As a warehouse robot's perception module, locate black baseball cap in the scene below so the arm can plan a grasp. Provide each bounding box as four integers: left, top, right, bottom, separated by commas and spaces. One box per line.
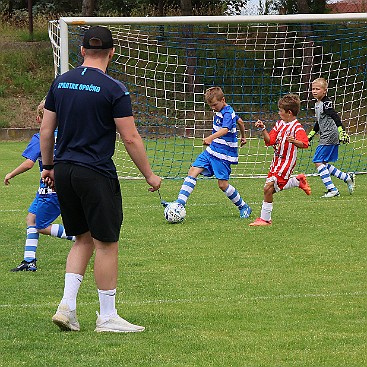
83, 26, 114, 49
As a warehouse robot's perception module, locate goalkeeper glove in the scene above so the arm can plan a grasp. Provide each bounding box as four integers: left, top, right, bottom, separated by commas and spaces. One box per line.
307, 130, 316, 142
338, 126, 350, 144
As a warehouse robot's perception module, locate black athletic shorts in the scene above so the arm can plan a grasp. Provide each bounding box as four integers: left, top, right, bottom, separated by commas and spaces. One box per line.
54, 163, 123, 242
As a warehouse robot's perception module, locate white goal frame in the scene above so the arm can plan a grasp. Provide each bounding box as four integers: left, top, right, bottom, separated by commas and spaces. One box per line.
50, 14, 367, 179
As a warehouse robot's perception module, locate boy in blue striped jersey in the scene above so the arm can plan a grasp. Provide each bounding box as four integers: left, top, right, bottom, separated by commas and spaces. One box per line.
163, 86, 251, 218
309, 78, 355, 198
4, 100, 75, 272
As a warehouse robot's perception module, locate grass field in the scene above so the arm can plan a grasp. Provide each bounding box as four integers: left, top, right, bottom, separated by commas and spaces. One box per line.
0, 141, 366, 367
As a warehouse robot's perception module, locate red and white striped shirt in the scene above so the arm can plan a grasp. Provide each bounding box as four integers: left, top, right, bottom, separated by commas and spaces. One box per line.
266, 119, 309, 179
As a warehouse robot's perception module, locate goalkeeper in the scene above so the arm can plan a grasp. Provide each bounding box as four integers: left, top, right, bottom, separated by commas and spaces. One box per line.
308, 78, 355, 198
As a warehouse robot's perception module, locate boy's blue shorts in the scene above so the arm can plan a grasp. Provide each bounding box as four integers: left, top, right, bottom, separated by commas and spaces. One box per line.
192, 150, 232, 180
28, 193, 61, 230
313, 144, 339, 163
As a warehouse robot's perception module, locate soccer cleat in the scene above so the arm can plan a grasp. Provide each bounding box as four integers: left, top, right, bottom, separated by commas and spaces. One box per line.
321, 189, 340, 198
249, 217, 272, 226
296, 174, 311, 195
95, 312, 145, 333
239, 203, 252, 218
161, 200, 169, 208
10, 259, 37, 272
52, 303, 80, 331
346, 173, 355, 195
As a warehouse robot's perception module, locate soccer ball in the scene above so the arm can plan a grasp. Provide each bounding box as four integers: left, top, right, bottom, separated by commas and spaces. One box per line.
164, 202, 186, 223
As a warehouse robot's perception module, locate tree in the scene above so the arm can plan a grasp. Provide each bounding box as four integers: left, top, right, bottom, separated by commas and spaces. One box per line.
82, 0, 98, 16
264, 0, 326, 15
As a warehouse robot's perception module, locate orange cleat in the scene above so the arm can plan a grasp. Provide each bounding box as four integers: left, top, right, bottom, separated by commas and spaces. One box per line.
296, 174, 311, 195
249, 217, 272, 226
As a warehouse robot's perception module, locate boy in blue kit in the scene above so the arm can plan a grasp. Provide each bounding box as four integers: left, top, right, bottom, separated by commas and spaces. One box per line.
308, 78, 355, 198
163, 86, 251, 218
4, 100, 74, 272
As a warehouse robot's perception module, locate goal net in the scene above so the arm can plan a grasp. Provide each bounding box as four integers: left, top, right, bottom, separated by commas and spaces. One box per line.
48, 14, 367, 179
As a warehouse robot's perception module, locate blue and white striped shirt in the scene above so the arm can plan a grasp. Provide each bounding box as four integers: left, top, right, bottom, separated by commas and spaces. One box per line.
206, 105, 239, 164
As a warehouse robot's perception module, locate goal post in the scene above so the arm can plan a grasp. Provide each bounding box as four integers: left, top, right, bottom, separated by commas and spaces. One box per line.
48, 14, 367, 179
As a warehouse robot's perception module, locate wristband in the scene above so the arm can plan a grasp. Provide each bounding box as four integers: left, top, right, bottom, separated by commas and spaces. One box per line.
42, 164, 54, 170
261, 127, 266, 131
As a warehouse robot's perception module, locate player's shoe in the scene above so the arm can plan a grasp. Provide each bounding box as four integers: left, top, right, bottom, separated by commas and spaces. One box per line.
321, 189, 340, 198
296, 174, 311, 195
249, 217, 272, 226
52, 303, 80, 331
95, 312, 145, 333
161, 200, 169, 207
10, 259, 37, 272
346, 173, 355, 194
239, 203, 252, 218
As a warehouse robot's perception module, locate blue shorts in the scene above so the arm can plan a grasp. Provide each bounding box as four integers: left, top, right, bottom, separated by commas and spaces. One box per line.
28, 193, 61, 230
313, 145, 339, 163
192, 150, 232, 180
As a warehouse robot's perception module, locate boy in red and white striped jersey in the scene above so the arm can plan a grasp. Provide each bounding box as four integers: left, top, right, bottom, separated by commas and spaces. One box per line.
249, 94, 311, 226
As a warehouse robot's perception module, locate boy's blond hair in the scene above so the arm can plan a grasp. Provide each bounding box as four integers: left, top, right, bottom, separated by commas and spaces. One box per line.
37, 98, 46, 119
312, 77, 328, 89
205, 86, 224, 103
278, 94, 300, 116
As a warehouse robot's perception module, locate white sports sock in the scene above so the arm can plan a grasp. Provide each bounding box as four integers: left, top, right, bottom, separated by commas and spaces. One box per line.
260, 201, 273, 222
61, 273, 83, 311
283, 177, 299, 190
98, 289, 117, 318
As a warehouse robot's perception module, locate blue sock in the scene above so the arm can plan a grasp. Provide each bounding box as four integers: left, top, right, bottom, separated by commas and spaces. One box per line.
24, 226, 39, 262
51, 224, 75, 241
177, 176, 197, 206
317, 164, 337, 191
224, 184, 245, 209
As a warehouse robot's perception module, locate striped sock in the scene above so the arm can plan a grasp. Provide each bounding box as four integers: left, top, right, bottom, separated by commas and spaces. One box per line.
317, 164, 337, 191
326, 164, 349, 182
51, 224, 75, 241
177, 176, 197, 206
224, 184, 245, 209
24, 225, 39, 262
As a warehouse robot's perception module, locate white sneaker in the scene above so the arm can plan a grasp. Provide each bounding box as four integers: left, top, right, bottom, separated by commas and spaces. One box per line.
95, 312, 145, 333
52, 303, 80, 331
321, 190, 340, 198
346, 173, 355, 194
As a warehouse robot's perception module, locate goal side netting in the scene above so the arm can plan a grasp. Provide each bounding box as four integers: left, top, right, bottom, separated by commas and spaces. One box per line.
48, 14, 367, 179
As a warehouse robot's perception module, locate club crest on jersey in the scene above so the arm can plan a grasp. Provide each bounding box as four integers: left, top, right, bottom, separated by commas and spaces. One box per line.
324, 100, 333, 109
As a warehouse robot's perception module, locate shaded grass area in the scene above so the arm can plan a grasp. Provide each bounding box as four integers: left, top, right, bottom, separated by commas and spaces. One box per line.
0, 141, 366, 366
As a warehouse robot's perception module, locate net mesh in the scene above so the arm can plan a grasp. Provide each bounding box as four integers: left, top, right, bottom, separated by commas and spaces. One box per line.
48, 19, 367, 179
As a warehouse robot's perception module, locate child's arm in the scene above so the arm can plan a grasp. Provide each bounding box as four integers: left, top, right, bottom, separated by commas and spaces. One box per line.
286, 135, 308, 148
255, 120, 270, 144
4, 159, 35, 185
287, 129, 309, 149
236, 117, 247, 147
203, 127, 229, 145
307, 122, 319, 141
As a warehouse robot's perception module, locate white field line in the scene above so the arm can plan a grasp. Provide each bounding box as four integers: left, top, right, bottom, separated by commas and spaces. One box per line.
0, 290, 365, 309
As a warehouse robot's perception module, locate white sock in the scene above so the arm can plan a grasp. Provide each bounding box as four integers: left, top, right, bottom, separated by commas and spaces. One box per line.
283, 177, 299, 190
98, 289, 117, 318
60, 273, 83, 311
260, 201, 273, 222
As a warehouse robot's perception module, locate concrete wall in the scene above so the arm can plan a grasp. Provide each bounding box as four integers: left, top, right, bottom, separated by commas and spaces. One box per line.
0, 128, 39, 141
